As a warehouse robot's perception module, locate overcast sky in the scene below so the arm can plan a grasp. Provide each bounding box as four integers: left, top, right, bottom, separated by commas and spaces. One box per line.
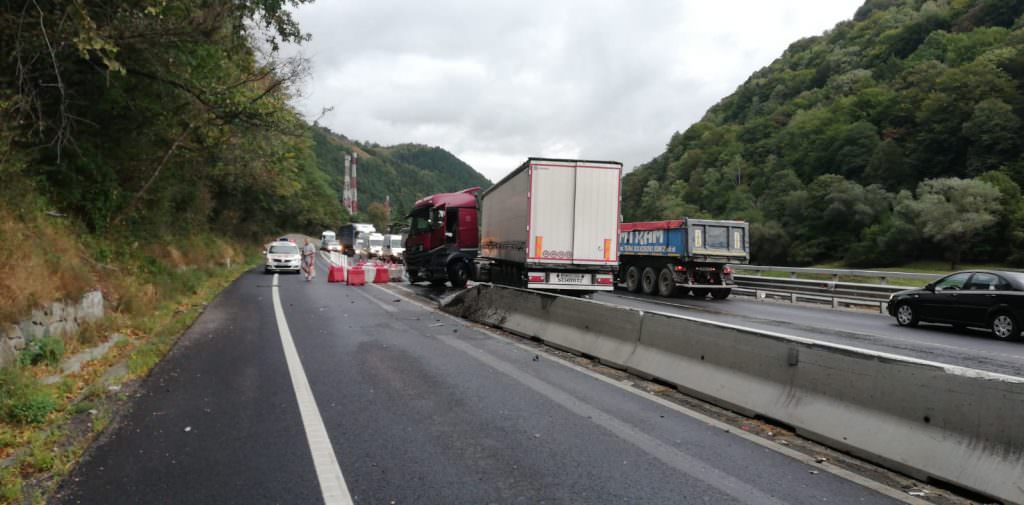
283, 0, 863, 182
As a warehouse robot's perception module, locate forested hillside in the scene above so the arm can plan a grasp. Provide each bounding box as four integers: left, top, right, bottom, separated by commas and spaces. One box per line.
310, 126, 491, 225
623, 0, 1024, 268
0, 0, 486, 321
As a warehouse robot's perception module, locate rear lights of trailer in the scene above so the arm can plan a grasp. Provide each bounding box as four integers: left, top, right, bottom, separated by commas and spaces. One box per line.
674, 265, 687, 272
723, 266, 733, 274
595, 273, 614, 285
528, 272, 546, 283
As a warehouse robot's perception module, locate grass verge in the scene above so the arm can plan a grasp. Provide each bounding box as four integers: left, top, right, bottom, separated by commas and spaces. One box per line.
0, 254, 257, 505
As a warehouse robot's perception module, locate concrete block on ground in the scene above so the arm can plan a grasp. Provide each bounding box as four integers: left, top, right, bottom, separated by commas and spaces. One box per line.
77, 290, 104, 323
442, 285, 642, 370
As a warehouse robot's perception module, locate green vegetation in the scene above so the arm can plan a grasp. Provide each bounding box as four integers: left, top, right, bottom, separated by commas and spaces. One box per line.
623, 0, 1024, 269
0, 369, 56, 425
310, 126, 491, 228
17, 337, 65, 368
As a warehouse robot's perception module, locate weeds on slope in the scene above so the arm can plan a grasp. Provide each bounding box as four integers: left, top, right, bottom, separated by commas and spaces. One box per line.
0, 233, 259, 505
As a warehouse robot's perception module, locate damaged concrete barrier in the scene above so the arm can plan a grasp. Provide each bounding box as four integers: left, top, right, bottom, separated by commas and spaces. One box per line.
443, 284, 1024, 505
633, 311, 1024, 504
443, 284, 641, 369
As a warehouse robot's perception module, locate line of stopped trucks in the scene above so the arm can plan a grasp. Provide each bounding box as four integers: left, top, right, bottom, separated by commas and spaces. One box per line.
334, 157, 750, 299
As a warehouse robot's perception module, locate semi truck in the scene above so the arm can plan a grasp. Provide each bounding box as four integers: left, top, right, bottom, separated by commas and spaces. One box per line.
338, 223, 376, 256
618, 218, 749, 299
404, 187, 481, 287
383, 234, 405, 260
403, 157, 621, 292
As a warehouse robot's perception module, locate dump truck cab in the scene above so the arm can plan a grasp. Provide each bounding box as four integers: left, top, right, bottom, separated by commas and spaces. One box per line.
404, 187, 481, 288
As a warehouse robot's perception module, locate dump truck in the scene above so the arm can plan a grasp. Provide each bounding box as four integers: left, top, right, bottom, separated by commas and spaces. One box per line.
618, 218, 749, 299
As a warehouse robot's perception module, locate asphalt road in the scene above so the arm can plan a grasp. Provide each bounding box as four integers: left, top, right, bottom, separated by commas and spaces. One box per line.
596, 289, 1024, 377
52, 257, 910, 505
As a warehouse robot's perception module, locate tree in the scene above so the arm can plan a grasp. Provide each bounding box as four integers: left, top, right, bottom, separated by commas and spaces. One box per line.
366, 202, 391, 232
903, 178, 1002, 269
963, 98, 1021, 176
864, 139, 912, 190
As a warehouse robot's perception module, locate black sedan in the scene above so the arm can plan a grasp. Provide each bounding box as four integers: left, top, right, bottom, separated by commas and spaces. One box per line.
887, 270, 1024, 340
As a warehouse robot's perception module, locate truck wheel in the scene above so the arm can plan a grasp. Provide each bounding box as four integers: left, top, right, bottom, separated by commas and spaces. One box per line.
448, 261, 469, 289
711, 288, 731, 300
625, 266, 642, 293
641, 267, 658, 295
657, 268, 677, 297
691, 288, 710, 299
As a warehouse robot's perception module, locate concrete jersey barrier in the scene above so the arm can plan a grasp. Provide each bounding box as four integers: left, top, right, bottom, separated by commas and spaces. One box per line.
442, 284, 1024, 505
445, 284, 641, 369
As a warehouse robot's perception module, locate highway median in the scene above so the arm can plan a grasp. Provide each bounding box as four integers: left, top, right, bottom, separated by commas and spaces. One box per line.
442, 283, 1024, 505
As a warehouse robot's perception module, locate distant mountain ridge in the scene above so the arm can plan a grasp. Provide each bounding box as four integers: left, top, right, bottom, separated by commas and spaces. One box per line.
310, 126, 491, 220
621, 0, 1024, 267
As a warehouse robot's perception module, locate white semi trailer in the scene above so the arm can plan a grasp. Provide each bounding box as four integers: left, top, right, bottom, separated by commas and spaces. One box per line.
475, 157, 621, 292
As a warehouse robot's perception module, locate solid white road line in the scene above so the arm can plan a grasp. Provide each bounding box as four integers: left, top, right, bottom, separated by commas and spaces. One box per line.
271, 274, 354, 505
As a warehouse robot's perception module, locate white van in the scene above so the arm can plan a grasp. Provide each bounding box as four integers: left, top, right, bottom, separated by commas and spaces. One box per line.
321, 230, 336, 243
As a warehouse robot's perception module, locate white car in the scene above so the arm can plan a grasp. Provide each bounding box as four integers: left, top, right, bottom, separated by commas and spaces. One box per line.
264, 241, 302, 273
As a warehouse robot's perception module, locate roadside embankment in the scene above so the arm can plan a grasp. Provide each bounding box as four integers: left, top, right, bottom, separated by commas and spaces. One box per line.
0, 203, 265, 504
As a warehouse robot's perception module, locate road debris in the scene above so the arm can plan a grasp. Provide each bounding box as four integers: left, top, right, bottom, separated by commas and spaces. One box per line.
183, 426, 192, 433
814, 456, 827, 463
429, 323, 445, 327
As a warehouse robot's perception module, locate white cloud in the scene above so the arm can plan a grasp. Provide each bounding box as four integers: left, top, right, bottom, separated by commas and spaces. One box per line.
283, 0, 863, 182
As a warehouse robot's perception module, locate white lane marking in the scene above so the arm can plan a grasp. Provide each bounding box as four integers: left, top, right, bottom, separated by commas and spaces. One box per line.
272, 274, 354, 505
374, 283, 928, 505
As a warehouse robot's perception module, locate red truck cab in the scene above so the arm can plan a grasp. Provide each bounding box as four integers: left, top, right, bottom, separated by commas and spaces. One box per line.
404, 187, 481, 288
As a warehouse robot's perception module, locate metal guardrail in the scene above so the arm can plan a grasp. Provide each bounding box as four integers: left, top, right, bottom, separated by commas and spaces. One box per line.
730, 264, 941, 284
727, 265, 943, 313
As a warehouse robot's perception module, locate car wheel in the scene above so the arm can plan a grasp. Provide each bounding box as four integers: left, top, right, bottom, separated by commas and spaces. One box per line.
895, 303, 918, 327
448, 261, 469, 289
991, 312, 1019, 341
711, 288, 731, 300
691, 288, 710, 299
641, 267, 658, 295
657, 268, 677, 297
625, 266, 642, 293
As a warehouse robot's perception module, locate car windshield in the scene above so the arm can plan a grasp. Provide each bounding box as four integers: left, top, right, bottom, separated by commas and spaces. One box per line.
269, 245, 299, 254
391, 237, 403, 248
325, 240, 338, 245
409, 208, 432, 233
370, 238, 383, 247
